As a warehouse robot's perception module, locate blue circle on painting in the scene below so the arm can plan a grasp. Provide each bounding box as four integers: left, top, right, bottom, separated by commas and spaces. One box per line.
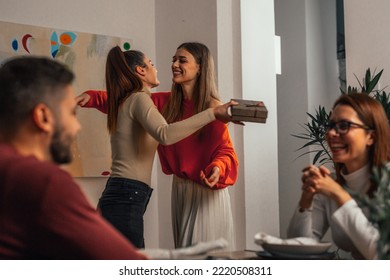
12, 39, 18, 51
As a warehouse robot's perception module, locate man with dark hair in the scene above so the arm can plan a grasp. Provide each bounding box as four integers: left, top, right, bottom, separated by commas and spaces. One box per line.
0, 56, 147, 259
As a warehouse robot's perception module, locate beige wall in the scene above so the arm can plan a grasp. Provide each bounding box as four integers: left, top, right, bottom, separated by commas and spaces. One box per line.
344, 0, 390, 87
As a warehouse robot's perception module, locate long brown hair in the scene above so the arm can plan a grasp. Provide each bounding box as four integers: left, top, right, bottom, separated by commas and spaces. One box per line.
332, 93, 390, 195
105, 46, 145, 133
162, 42, 220, 123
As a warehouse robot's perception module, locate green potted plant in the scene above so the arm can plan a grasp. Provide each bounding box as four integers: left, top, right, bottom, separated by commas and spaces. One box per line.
293, 68, 390, 166
356, 166, 390, 259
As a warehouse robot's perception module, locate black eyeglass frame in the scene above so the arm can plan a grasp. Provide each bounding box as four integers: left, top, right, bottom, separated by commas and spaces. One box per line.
325, 120, 372, 135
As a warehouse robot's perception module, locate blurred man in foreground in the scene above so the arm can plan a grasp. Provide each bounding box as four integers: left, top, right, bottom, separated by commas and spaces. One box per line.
0, 56, 147, 259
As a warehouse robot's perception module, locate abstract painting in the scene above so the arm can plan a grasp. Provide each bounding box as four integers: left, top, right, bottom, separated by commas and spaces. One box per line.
0, 21, 132, 177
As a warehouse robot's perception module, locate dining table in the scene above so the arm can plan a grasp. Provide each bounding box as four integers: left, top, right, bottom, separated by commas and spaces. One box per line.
206, 249, 338, 260
207, 250, 261, 260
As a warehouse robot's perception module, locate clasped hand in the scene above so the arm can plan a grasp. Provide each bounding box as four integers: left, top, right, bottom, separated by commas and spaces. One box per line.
300, 165, 351, 207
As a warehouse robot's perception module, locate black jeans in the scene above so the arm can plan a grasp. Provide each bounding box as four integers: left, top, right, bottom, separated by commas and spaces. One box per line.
97, 177, 153, 248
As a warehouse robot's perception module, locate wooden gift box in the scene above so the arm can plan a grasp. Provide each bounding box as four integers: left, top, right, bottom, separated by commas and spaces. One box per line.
230, 99, 268, 123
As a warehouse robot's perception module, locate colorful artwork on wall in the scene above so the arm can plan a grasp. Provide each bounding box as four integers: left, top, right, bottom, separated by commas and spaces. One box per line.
0, 20, 132, 177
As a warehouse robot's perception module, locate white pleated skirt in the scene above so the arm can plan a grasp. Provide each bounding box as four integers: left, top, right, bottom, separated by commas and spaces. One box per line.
171, 175, 235, 250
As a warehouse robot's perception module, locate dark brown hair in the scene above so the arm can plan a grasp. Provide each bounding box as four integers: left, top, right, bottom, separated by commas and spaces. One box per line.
332, 93, 390, 195
105, 46, 145, 133
0, 56, 74, 140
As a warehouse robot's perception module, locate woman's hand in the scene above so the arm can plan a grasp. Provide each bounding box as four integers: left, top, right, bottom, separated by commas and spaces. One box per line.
200, 166, 220, 188
213, 100, 244, 125
301, 165, 352, 207
299, 165, 318, 208
75, 92, 91, 107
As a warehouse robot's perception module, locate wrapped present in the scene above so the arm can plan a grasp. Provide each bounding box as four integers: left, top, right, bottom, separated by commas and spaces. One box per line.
230, 99, 268, 123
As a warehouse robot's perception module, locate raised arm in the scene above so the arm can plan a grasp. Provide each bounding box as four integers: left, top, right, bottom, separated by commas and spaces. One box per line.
76, 90, 108, 113
77, 90, 235, 123
131, 92, 218, 145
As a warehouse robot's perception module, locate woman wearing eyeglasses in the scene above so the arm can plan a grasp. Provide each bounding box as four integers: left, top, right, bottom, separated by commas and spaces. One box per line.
287, 93, 390, 259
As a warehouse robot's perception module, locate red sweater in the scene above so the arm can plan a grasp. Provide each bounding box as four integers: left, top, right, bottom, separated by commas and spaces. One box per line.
0, 143, 147, 260
83, 90, 238, 189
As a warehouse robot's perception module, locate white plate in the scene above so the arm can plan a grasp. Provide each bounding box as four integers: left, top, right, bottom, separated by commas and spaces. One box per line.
261, 242, 332, 256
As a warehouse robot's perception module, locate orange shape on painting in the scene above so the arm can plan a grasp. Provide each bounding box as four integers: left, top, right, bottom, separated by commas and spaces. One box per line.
60, 33, 72, 45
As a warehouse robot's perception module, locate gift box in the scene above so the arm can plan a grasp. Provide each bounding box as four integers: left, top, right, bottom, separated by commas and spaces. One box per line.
230, 99, 268, 123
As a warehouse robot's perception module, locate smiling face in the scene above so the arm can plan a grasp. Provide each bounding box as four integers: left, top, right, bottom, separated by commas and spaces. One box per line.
171, 48, 200, 87
325, 104, 374, 173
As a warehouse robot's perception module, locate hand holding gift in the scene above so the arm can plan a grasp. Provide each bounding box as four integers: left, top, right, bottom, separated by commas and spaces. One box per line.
229, 99, 268, 123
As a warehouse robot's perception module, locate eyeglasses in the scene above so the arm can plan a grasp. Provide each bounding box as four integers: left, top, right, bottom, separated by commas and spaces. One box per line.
325, 121, 371, 135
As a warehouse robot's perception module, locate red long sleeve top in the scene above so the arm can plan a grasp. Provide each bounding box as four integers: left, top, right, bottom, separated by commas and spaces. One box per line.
0, 144, 147, 260
83, 90, 238, 189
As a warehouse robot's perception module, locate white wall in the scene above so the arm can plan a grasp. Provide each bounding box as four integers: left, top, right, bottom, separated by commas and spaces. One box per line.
306, 0, 339, 111
274, 0, 310, 238
0, 0, 156, 55
240, 0, 280, 249
344, 0, 390, 87
216, 0, 246, 250
275, 0, 339, 237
